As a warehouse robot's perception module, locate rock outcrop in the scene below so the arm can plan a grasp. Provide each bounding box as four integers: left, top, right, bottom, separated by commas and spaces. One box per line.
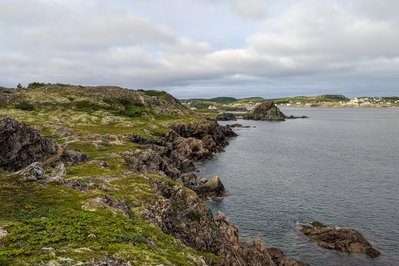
216, 113, 237, 121
124, 121, 236, 198
196, 176, 226, 198
299, 221, 381, 258
143, 178, 306, 266
0, 117, 58, 171
17, 162, 47, 181
244, 101, 287, 121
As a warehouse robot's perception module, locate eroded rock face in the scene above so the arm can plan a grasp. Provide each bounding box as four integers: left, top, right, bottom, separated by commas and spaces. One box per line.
123, 121, 236, 198
244, 101, 287, 121
0, 117, 58, 171
300, 222, 381, 258
142, 178, 224, 254
143, 178, 306, 266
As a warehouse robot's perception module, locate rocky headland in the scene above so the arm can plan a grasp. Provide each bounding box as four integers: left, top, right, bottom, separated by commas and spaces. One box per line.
244, 101, 308, 121
0, 84, 307, 265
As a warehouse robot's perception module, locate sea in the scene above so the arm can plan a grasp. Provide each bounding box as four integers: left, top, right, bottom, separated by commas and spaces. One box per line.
198, 107, 399, 266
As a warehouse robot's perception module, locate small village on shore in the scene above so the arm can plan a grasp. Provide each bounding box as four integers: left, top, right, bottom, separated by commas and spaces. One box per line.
181, 95, 399, 111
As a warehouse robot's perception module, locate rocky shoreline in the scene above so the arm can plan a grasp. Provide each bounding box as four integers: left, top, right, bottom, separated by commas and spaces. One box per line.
1, 116, 308, 265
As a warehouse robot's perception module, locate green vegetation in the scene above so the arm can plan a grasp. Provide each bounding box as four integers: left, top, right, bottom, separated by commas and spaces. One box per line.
180, 94, 356, 110
0, 83, 213, 264
0, 174, 205, 265
14, 101, 35, 111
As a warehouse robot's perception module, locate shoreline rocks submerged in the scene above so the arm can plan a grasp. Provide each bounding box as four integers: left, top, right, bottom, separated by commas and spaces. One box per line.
299, 222, 381, 258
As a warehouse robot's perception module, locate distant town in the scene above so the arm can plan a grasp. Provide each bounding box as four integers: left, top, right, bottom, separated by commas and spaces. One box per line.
180, 95, 399, 111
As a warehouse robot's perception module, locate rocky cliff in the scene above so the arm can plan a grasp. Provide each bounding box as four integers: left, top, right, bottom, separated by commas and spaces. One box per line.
0, 84, 306, 265
0, 117, 58, 171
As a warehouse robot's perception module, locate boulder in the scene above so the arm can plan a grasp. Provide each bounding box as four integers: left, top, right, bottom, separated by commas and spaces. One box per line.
17, 162, 47, 181
197, 176, 225, 197
216, 113, 237, 121
0, 117, 58, 171
51, 162, 66, 180
60, 148, 89, 166
244, 101, 287, 121
299, 221, 381, 258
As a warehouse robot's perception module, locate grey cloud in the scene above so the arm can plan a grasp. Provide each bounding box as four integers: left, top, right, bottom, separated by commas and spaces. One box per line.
0, 0, 398, 97
231, 0, 268, 19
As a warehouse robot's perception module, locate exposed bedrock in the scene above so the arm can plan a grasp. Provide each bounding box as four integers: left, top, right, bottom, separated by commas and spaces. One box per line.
143, 178, 307, 266
0, 117, 58, 171
244, 101, 286, 121
244, 101, 308, 121
0, 117, 88, 172
126, 121, 236, 197
300, 221, 381, 258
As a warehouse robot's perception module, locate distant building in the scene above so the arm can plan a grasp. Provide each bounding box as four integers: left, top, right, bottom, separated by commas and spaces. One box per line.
208, 105, 217, 110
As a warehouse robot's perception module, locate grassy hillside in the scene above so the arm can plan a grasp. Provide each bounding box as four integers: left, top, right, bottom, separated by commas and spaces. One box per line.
0, 83, 214, 265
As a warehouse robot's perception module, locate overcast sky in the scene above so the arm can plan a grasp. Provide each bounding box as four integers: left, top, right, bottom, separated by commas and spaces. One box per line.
1, 0, 398, 98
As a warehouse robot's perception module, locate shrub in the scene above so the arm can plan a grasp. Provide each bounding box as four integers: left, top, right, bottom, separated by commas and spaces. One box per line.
27, 82, 46, 90
15, 101, 35, 111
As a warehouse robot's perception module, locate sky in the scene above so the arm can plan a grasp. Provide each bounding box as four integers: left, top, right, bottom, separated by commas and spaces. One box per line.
1, 0, 398, 98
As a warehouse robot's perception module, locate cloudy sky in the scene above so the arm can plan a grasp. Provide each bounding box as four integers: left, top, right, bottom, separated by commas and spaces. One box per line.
1, 0, 398, 98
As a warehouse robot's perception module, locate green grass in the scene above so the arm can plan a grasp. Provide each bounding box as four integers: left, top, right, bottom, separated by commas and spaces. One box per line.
0, 173, 207, 265
0, 84, 216, 264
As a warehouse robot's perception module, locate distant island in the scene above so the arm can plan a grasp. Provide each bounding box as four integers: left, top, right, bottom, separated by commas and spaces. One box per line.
180, 94, 399, 111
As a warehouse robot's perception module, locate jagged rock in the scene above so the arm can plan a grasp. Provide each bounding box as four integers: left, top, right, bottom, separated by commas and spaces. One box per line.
17, 162, 47, 181
299, 221, 381, 258
179, 160, 196, 173
0, 117, 58, 171
60, 148, 89, 166
123, 149, 181, 179
244, 101, 287, 121
142, 178, 224, 254
215, 212, 274, 266
143, 178, 304, 265
267, 247, 309, 266
216, 113, 237, 121
197, 176, 226, 198
180, 172, 199, 186
51, 162, 66, 179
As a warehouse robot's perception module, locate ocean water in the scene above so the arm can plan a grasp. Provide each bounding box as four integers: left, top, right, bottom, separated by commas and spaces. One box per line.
198, 108, 399, 266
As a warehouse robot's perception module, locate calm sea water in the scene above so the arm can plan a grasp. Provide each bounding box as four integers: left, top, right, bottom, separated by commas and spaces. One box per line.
198, 108, 399, 266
